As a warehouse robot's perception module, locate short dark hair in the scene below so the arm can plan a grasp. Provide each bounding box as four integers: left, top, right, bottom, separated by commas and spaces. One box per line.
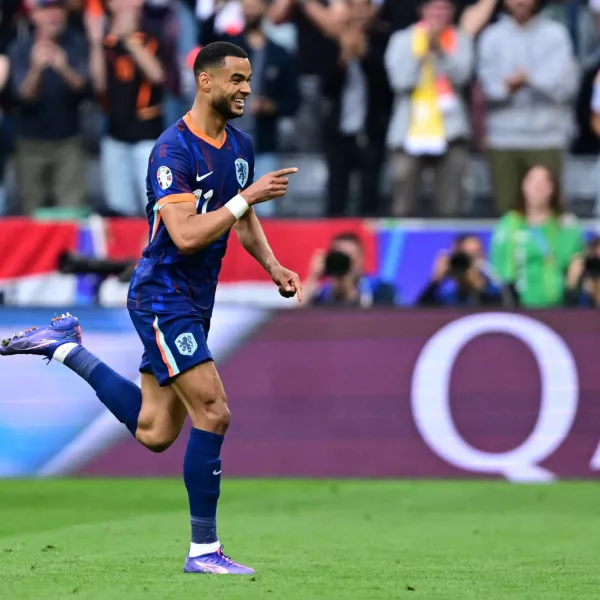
193, 42, 248, 78
332, 231, 363, 247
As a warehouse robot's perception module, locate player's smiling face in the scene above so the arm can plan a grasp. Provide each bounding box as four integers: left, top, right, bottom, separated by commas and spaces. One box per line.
210, 56, 252, 120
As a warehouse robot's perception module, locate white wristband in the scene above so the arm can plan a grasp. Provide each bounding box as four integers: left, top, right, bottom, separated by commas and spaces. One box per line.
224, 194, 250, 220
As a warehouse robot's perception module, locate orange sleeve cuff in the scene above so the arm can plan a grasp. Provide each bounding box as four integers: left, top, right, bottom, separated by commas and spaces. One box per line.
157, 193, 196, 210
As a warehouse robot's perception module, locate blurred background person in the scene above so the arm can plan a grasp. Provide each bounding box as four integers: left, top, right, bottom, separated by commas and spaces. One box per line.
417, 233, 508, 306
198, 0, 296, 51
321, 0, 392, 217
0, 39, 10, 217
542, 0, 598, 69
490, 164, 585, 308
201, 0, 300, 218
9, 0, 89, 215
268, 0, 347, 152
590, 67, 600, 217
86, 0, 167, 217
478, 0, 579, 215
385, 0, 473, 219
305, 231, 398, 307
565, 236, 600, 307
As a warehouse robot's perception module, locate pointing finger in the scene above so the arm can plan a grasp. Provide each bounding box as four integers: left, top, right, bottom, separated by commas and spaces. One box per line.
272, 168, 298, 177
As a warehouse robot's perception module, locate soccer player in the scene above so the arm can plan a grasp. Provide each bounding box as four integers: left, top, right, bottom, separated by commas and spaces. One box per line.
0, 41, 303, 575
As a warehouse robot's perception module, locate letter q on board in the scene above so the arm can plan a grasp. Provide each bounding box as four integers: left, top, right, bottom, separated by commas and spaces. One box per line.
411, 313, 579, 482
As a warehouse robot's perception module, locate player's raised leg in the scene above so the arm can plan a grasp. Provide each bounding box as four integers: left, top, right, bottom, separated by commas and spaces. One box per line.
171, 361, 255, 575
136, 372, 187, 452
0, 314, 185, 452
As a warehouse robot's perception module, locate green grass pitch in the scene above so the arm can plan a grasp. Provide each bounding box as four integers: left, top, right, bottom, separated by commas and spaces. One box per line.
1, 479, 599, 599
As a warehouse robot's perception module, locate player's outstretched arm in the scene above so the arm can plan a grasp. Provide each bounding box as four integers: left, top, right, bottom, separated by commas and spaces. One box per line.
160, 169, 297, 254
235, 168, 303, 302
234, 208, 279, 274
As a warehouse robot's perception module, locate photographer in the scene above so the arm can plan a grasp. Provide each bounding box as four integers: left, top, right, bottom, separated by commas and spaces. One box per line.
418, 233, 510, 307
565, 237, 600, 308
305, 232, 398, 307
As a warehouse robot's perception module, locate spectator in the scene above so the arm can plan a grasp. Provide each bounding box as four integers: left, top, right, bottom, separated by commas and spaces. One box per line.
0, 24, 11, 216
86, 0, 167, 216
418, 233, 508, 306
379, 0, 480, 34
197, 0, 296, 52
490, 165, 584, 308
385, 0, 473, 218
305, 231, 398, 307
565, 236, 600, 307
9, 0, 88, 215
590, 69, 600, 215
543, 0, 598, 68
143, 0, 181, 127
268, 0, 346, 151
478, 0, 579, 215
321, 0, 392, 217
202, 0, 300, 218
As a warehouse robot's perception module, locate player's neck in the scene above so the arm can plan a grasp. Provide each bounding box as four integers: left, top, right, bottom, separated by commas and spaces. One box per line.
188, 104, 227, 143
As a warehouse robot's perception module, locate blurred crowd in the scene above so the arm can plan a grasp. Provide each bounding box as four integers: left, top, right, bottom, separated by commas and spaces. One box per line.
307, 164, 600, 308
1, 0, 600, 310
0, 0, 600, 219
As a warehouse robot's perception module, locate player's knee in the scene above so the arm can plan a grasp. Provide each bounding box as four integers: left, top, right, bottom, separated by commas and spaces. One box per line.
208, 401, 231, 434
195, 396, 231, 435
137, 428, 177, 453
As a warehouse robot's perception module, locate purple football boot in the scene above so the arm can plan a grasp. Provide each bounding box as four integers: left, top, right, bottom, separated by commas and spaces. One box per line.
0, 313, 82, 359
183, 547, 255, 575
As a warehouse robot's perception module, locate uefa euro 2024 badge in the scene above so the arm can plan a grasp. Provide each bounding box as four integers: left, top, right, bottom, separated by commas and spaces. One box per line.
157, 166, 173, 190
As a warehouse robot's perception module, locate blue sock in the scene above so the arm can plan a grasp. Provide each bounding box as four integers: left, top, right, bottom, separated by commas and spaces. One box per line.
184, 427, 224, 545
62, 346, 141, 436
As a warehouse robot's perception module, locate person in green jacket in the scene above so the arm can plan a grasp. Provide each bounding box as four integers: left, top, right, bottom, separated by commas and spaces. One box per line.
490, 164, 585, 308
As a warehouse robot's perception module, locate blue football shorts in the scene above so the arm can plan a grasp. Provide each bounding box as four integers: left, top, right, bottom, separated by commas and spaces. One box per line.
129, 309, 213, 386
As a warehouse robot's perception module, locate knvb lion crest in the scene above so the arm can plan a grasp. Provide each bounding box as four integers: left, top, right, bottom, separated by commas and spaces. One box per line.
235, 158, 249, 188
175, 333, 197, 356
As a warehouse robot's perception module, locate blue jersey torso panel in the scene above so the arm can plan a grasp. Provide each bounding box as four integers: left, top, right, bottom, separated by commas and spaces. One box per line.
127, 113, 255, 318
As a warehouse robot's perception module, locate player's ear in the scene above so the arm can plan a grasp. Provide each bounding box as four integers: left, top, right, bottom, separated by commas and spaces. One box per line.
197, 71, 213, 92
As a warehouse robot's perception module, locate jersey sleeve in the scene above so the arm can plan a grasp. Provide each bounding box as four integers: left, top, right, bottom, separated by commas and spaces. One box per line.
149, 143, 196, 210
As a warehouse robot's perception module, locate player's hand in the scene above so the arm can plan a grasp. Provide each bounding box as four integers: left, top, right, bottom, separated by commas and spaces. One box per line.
241, 168, 298, 205
270, 264, 303, 302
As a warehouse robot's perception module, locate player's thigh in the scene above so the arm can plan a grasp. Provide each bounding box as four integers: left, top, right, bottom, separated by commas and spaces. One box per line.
129, 307, 215, 388
137, 371, 187, 444
170, 360, 230, 435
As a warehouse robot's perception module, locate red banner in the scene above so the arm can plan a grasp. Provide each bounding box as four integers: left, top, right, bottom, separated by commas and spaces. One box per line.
105, 217, 375, 281
0, 217, 376, 283
0, 218, 78, 279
